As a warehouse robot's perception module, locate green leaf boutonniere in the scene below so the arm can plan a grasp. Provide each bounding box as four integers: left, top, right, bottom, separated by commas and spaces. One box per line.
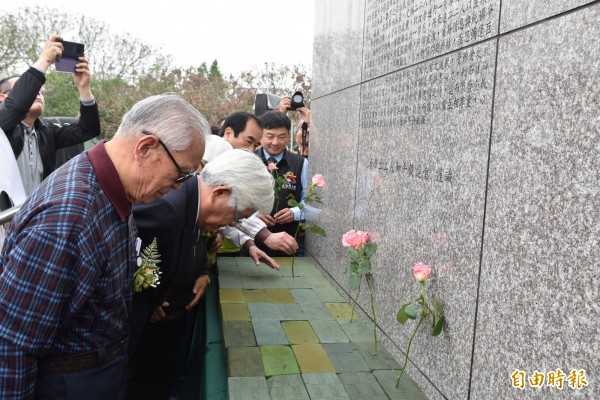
134, 237, 162, 293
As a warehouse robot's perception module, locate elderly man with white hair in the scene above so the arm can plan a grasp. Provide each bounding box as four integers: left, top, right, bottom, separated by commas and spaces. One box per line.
0, 94, 208, 399
127, 149, 276, 399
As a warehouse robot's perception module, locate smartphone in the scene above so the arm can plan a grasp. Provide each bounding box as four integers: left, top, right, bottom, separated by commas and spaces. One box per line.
55, 40, 85, 73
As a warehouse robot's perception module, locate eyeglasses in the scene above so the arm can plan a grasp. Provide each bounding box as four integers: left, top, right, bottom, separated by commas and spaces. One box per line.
232, 199, 241, 224
142, 130, 195, 183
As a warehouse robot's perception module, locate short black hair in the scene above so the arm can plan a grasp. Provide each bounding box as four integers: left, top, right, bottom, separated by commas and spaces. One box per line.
257, 111, 291, 133
218, 112, 261, 138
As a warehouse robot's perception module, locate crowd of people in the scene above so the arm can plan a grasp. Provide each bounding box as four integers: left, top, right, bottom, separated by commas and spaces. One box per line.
0, 36, 312, 399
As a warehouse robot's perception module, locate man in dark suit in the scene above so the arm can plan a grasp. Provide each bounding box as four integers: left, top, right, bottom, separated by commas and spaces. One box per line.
127, 149, 277, 400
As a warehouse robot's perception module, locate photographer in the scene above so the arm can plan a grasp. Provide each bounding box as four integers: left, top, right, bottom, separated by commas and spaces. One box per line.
275, 94, 311, 158
0, 35, 100, 196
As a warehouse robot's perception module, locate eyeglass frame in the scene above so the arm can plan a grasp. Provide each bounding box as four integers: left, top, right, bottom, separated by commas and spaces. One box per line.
232, 198, 241, 224
141, 130, 196, 183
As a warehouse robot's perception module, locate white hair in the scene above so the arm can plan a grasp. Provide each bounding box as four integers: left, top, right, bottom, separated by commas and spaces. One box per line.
201, 149, 274, 215
203, 135, 233, 163
115, 93, 210, 150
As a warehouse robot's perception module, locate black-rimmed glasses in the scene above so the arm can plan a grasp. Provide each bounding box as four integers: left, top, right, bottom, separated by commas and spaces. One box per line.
232, 198, 241, 224
142, 130, 195, 183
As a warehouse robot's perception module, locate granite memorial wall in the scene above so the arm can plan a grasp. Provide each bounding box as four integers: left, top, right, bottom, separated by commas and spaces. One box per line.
308, 1, 599, 399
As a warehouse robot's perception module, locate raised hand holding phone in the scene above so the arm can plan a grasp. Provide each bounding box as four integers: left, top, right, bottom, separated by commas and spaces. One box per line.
55, 40, 85, 73
33, 35, 64, 72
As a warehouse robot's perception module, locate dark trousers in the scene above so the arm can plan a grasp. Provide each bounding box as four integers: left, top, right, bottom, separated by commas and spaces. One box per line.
173, 296, 209, 400
126, 314, 187, 400
35, 353, 127, 399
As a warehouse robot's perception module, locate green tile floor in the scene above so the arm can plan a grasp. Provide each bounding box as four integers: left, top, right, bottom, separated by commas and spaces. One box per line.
218, 256, 429, 400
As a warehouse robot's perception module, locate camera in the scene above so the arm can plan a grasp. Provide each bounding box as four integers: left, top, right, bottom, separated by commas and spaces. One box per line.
55, 40, 85, 73
289, 91, 305, 110
254, 91, 305, 116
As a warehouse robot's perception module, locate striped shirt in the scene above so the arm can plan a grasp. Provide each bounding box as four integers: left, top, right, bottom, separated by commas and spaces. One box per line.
0, 141, 136, 399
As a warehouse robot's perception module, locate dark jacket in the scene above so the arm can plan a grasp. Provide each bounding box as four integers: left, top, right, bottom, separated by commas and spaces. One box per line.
128, 176, 203, 358
256, 147, 305, 255
0, 67, 101, 178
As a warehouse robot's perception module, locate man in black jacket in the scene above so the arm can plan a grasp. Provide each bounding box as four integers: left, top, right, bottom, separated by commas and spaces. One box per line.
0, 35, 100, 195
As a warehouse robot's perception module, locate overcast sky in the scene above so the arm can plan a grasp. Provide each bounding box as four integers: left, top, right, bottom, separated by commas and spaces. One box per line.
0, 0, 315, 76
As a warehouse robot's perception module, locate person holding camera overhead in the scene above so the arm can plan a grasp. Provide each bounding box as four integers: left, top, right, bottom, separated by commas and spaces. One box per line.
0, 35, 100, 196
275, 94, 311, 158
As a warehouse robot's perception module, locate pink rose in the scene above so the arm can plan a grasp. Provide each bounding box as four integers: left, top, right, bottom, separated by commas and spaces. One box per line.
342, 229, 370, 250
312, 174, 325, 187
357, 230, 370, 244
267, 162, 277, 171
412, 262, 431, 282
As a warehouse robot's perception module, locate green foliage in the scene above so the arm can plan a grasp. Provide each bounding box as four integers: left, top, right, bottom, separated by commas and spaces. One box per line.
93, 77, 137, 139
140, 238, 161, 267
344, 242, 376, 311
348, 274, 361, 290
395, 276, 445, 387
209, 60, 222, 80
364, 243, 377, 258
397, 304, 410, 324
342, 234, 379, 354
297, 222, 326, 238
404, 302, 418, 320
198, 62, 208, 77
288, 198, 299, 208
431, 296, 444, 336
432, 314, 444, 336
357, 265, 370, 275
309, 225, 326, 237
43, 73, 81, 118
133, 237, 162, 293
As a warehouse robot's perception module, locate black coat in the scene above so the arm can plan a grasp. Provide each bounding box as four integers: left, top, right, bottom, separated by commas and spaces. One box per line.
0, 67, 101, 178
128, 176, 203, 358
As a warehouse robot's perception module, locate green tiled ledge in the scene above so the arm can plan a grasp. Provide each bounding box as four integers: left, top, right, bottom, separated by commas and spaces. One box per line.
218, 256, 429, 400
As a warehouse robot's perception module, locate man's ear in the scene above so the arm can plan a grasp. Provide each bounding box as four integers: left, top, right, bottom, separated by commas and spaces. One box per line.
223, 127, 234, 139
133, 134, 160, 160
210, 186, 232, 201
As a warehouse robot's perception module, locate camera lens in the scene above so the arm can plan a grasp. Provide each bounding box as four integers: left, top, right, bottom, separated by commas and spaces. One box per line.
292, 93, 303, 103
